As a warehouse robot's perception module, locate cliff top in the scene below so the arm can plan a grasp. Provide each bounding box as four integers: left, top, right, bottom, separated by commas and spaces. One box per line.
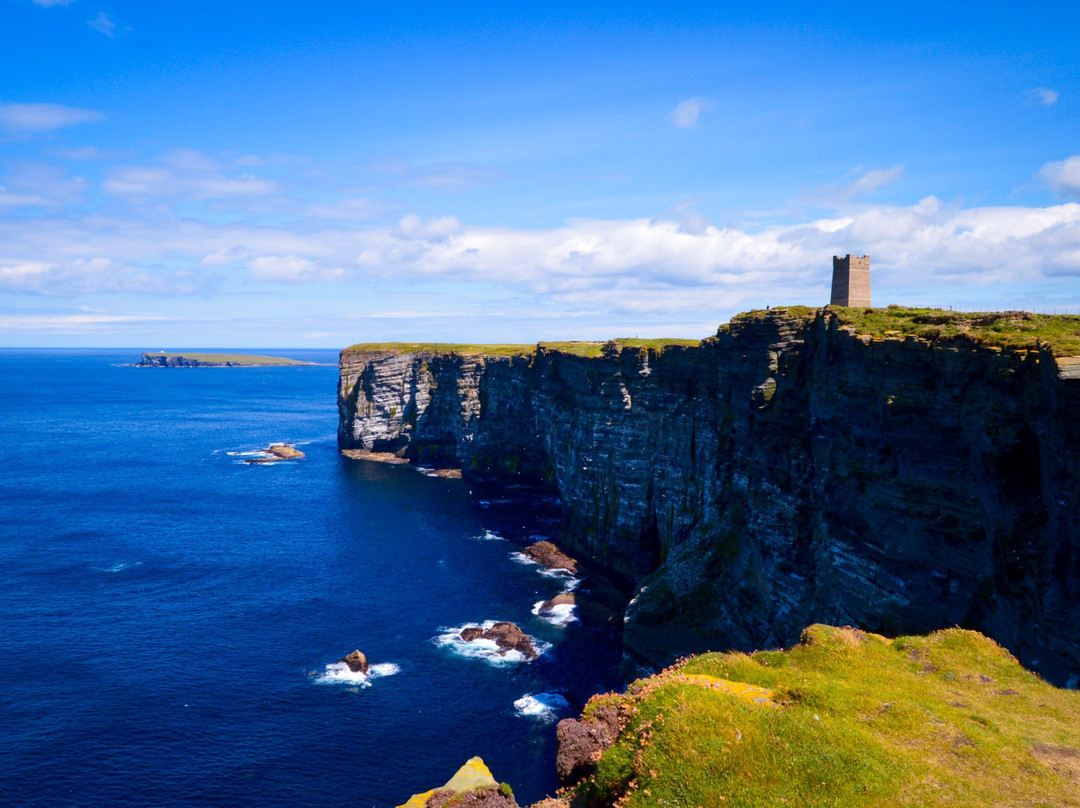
732, 306, 1080, 355
567, 624, 1080, 807
342, 338, 700, 358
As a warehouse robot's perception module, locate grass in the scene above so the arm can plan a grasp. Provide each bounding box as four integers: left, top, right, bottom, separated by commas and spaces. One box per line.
342, 338, 700, 357
829, 306, 1080, 355
155, 352, 312, 365
731, 306, 1080, 356
572, 624, 1080, 807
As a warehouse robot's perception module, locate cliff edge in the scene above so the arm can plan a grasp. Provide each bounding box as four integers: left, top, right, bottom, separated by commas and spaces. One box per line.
337, 307, 1080, 685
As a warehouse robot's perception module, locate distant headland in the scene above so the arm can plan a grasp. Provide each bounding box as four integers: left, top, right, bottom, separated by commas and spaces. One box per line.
135, 352, 318, 368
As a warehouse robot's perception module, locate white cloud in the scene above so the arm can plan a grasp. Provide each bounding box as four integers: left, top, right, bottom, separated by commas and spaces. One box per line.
3, 192, 1080, 314
87, 11, 118, 37
306, 197, 386, 221
1040, 155, 1080, 198
31, 0, 76, 6
0, 103, 103, 133
672, 97, 711, 128
103, 150, 278, 200
397, 214, 461, 241
813, 165, 905, 204
248, 255, 345, 283
0, 312, 165, 331
0, 163, 88, 210
1030, 87, 1059, 106
0, 257, 207, 296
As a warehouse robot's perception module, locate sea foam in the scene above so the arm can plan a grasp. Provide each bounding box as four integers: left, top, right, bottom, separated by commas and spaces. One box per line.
313, 661, 400, 687
434, 621, 550, 666
514, 692, 570, 722
532, 599, 578, 627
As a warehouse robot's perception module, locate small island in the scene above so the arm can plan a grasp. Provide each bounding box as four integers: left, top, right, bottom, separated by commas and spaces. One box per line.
136, 352, 315, 368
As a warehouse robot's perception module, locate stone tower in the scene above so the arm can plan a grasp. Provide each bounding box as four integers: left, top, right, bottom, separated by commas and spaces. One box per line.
830, 254, 871, 307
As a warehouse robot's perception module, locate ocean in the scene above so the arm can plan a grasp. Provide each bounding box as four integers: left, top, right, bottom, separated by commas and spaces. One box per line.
0, 350, 622, 807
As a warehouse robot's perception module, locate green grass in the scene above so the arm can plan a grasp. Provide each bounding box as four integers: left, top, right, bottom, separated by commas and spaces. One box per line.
829, 306, 1080, 355
726, 306, 1080, 355
342, 338, 700, 357
157, 352, 311, 365
573, 625, 1080, 807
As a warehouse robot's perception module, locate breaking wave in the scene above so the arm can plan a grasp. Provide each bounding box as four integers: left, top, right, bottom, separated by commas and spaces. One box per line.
434, 621, 549, 666
312, 661, 401, 687
514, 692, 570, 722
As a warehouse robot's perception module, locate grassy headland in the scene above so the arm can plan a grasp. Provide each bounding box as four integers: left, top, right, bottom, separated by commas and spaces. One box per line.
569, 624, 1080, 807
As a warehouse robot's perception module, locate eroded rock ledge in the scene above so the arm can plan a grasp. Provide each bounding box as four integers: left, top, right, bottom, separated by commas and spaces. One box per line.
338, 308, 1080, 684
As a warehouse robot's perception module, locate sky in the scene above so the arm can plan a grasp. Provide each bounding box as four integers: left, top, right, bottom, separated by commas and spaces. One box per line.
1, 1, 1079, 347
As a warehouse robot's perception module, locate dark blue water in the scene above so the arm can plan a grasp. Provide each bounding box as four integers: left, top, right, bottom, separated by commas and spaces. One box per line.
0, 350, 620, 807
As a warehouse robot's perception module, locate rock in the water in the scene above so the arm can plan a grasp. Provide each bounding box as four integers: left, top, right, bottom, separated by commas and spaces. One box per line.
458, 622, 538, 660
538, 592, 576, 615
339, 649, 368, 673
522, 541, 579, 574
246, 443, 305, 464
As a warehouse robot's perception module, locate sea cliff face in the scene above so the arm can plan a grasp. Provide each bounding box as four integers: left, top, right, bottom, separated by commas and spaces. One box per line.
338, 310, 1080, 684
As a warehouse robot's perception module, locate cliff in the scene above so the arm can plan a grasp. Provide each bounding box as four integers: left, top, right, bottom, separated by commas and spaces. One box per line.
337, 309, 1080, 685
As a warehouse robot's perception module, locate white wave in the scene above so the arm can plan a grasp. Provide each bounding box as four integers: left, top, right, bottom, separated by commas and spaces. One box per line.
434, 621, 549, 666
471, 529, 506, 541
99, 561, 143, 573
226, 450, 270, 457
313, 660, 401, 687
538, 566, 577, 580
509, 551, 539, 567
514, 692, 570, 722
532, 599, 578, 627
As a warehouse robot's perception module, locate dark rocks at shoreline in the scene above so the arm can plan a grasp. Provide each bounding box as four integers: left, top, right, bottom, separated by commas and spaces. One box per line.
459, 622, 538, 660
555, 704, 620, 785
426, 788, 518, 808
339, 650, 368, 673
522, 541, 578, 575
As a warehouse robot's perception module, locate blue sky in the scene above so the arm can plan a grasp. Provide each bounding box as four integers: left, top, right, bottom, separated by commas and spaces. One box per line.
2, 1, 1079, 347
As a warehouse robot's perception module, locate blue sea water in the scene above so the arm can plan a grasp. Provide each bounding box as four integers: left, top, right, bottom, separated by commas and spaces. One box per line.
0, 350, 621, 807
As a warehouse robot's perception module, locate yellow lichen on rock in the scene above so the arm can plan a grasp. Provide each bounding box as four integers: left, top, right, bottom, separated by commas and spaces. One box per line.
673, 673, 779, 707
396, 757, 498, 808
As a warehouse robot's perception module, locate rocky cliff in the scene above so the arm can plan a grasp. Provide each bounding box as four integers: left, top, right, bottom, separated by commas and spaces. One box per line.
338, 309, 1080, 685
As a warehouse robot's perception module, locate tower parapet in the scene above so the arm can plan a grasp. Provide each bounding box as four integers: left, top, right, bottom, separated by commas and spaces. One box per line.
830, 254, 871, 307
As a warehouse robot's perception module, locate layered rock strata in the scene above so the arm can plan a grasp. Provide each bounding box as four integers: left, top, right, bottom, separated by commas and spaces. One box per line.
338, 311, 1080, 683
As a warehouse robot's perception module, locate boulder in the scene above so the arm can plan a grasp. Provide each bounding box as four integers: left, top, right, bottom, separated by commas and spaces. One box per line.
522, 541, 579, 574
555, 705, 620, 785
339, 650, 368, 673
458, 622, 537, 660
538, 592, 576, 615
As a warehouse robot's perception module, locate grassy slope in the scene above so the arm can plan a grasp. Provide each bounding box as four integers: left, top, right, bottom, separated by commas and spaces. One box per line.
732, 306, 1080, 355
342, 338, 700, 357
157, 352, 311, 365
575, 625, 1080, 807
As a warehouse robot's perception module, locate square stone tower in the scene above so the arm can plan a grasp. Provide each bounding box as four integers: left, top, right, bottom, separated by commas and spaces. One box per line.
830, 254, 871, 307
